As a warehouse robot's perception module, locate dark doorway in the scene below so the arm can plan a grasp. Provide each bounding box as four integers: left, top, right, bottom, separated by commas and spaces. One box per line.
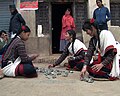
52, 3, 73, 54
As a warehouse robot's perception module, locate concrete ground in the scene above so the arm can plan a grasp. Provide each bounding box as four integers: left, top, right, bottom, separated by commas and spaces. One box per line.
0, 55, 120, 96
1, 29, 120, 96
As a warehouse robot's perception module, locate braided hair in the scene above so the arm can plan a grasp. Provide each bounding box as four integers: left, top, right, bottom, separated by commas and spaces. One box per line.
66, 30, 76, 54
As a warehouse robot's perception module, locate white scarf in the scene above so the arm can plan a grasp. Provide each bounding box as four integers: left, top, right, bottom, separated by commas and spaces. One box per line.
100, 30, 120, 77
2, 57, 21, 77
68, 39, 87, 55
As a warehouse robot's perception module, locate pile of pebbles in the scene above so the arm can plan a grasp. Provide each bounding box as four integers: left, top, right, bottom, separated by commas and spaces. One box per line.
35, 67, 94, 83
36, 67, 73, 79
80, 76, 94, 83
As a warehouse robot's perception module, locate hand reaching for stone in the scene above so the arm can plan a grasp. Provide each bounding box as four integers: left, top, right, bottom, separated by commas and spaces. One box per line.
48, 64, 56, 68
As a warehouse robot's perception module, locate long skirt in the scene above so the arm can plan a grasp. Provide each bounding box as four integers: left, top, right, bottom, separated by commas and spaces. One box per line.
87, 63, 112, 79
87, 60, 119, 80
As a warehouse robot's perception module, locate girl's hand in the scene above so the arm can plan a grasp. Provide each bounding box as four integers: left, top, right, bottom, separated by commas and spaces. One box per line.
48, 64, 55, 68
31, 54, 39, 60
80, 65, 87, 79
91, 63, 104, 72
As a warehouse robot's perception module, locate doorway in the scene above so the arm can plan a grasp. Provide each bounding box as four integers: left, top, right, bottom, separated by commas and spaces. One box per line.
52, 3, 73, 54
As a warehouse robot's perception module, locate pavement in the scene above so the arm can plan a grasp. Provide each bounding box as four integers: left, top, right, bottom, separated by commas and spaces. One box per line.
0, 55, 120, 96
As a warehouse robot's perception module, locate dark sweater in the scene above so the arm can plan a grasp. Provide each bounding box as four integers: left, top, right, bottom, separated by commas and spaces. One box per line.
2, 37, 32, 68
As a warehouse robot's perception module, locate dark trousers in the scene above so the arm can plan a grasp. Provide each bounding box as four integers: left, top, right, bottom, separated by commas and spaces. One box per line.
15, 62, 37, 78
68, 60, 84, 71
87, 62, 112, 79
99, 23, 108, 31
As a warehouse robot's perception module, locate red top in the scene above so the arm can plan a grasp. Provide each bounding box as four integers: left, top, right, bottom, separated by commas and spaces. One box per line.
60, 14, 75, 39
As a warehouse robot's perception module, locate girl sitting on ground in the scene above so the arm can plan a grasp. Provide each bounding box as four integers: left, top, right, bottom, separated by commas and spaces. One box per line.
49, 30, 87, 71
1, 25, 39, 78
80, 18, 120, 80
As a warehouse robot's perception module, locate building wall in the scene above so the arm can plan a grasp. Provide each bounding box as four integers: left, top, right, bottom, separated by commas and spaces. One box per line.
17, 0, 120, 55
74, 2, 87, 41
36, 2, 49, 35
0, 0, 119, 56
21, 11, 36, 37
15, 0, 51, 55
0, 0, 13, 31
25, 36, 50, 56
83, 0, 120, 44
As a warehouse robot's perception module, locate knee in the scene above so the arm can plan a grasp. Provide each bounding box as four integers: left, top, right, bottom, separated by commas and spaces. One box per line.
24, 64, 37, 76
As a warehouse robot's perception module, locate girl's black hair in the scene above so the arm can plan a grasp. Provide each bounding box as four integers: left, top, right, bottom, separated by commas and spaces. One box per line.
66, 8, 71, 12
11, 25, 31, 42
19, 25, 31, 34
82, 19, 100, 49
66, 30, 76, 54
82, 18, 99, 31
0, 30, 7, 36
11, 25, 31, 39
96, 0, 102, 3
3, 25, 30, 55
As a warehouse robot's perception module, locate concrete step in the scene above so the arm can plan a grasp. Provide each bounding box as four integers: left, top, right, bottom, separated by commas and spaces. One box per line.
33, 54, 61, 64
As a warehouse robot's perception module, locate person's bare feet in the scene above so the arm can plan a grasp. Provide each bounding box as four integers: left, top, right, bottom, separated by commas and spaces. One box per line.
0, 68, 4, 79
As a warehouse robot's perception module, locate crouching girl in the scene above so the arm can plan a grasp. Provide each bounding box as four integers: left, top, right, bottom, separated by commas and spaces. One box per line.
49, 30, 87, 71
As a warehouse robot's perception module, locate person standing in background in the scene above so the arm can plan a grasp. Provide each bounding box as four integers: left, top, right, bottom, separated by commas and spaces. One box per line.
93, 0, 111, 31
60, 8, 75, 52
9, 4, 26, 38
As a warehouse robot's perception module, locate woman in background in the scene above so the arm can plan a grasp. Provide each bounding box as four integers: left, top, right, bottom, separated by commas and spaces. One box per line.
60, 8, 75, 52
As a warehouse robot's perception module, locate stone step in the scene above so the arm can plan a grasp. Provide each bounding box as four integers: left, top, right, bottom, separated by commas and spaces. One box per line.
33, 54, 61, 64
